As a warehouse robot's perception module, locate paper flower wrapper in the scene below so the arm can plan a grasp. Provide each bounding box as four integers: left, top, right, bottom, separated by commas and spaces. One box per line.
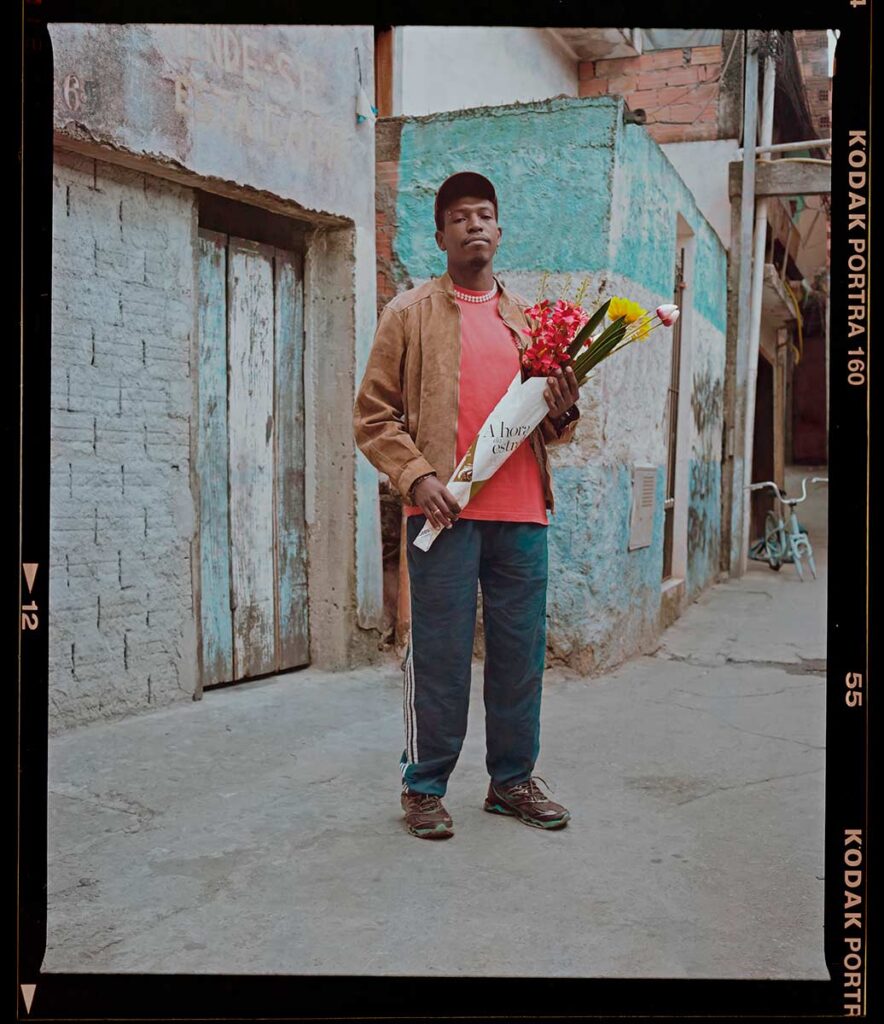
410, 288, 680, 552
412, 373, 549, 552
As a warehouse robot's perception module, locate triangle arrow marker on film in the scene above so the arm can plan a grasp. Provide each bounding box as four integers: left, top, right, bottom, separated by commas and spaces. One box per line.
23, 564, 38, 594
21, 984, 36, 1013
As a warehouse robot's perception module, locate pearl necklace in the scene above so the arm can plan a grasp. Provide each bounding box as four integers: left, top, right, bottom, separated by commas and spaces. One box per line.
453, 282, 498, 303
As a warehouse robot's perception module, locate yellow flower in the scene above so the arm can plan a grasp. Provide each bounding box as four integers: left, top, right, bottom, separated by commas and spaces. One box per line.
609, 296, 647, 324
634, 318, 651, 341
626, 301, 647, 324
608, 296, 626, 321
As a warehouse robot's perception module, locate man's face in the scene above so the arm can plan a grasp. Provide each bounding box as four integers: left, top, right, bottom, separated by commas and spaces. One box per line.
435, 195, 503, 272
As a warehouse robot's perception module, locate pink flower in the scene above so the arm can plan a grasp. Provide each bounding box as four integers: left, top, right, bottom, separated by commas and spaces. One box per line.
656, 304, 680, 327
521, 296, 594, 376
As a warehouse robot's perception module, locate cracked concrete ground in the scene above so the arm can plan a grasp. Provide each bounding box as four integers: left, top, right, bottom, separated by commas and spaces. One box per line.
43, 467, 829, 978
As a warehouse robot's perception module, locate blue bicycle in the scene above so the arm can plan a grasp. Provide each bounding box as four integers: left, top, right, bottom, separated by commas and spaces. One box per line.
747, 476, 828, 580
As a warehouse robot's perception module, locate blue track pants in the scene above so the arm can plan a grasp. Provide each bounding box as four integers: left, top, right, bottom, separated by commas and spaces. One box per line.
400, 515, 549, 796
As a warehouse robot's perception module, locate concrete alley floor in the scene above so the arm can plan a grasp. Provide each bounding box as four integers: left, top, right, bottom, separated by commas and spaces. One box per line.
42, 466, 829, 979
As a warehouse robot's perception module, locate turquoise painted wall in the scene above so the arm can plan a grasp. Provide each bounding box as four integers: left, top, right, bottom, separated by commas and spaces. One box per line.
687, 458, 721, 599
391, 96, 727, 670
686, 358, 725, 600
610, 123, 726, 602
611, 124, 728, 334
395, 97, 621, 278
546, 463, 664, 670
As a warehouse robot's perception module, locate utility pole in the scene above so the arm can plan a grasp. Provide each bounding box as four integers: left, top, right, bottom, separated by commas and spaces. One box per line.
728, 30, 760, 576
740, 31, 780, 574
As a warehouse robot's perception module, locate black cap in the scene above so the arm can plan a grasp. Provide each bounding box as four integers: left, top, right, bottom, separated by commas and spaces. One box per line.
434, 171, 498, 231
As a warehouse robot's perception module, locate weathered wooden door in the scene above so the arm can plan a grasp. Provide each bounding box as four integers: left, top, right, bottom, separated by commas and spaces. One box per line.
197, 228, 309, 688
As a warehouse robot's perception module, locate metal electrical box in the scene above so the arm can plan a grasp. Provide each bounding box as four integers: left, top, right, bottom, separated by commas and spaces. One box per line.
628, 464, 657, 550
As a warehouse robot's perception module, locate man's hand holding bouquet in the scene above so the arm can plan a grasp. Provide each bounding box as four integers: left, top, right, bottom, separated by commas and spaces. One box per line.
412, 278, 680, 551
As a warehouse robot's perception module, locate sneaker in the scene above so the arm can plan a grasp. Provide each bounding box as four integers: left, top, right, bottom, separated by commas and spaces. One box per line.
401, 789, 454, 839
484, 775, 570, 829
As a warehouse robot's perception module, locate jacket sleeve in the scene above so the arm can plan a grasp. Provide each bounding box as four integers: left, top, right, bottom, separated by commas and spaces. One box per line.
539, 405, 580, 446
353, 305, 437, 502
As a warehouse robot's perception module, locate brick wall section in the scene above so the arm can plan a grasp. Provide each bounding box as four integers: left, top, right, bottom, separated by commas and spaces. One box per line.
794, 29, 831, 138
579, 45, 724, 144
793, 30, 832, 271
50, 150, 198, 732
376, 157, 400, 311
375, 118, 413, 315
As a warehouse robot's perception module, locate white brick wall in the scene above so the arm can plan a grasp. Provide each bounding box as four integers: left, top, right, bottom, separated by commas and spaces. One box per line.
50, 151, 199, 731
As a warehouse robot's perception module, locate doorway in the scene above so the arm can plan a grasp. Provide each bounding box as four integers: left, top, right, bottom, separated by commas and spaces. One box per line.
662, 245, 687, 581
751, 353, 775, 542
195, 198, 309, 688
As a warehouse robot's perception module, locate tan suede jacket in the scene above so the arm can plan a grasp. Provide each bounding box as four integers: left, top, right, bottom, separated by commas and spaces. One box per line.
353, 269, 579, 515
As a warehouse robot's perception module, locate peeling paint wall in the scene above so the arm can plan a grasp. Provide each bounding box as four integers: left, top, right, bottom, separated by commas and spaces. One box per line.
385, 96, 727, 672
48, 25, 383, 728
49, 153, 199, 732
545, 463, 665, 673
611, 124, 728, 335
613, 124, 726, 603
50, 24, 376, 225
688, 356, 724, 599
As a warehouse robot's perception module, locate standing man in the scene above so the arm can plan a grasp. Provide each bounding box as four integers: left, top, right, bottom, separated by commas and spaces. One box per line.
354, 171, 581, 839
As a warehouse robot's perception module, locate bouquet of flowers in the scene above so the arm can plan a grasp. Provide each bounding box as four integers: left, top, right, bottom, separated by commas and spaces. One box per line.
412, 277, 680, 551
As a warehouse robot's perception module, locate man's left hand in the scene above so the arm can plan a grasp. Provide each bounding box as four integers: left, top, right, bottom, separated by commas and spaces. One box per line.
543, 365, 580, 420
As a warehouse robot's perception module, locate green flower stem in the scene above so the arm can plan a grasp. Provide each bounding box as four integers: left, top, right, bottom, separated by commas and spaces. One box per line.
570, 324, 629, 378
621, 314, 663, 343
566, 299, 611, 360
569, 315, 667, 379
571, 332, 637, 379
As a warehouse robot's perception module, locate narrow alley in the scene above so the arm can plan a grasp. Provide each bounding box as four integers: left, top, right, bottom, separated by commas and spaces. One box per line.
43, 467, 828, 979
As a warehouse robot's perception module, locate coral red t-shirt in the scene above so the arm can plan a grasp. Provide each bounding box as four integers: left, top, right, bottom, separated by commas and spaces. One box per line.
404, 284, 548, 525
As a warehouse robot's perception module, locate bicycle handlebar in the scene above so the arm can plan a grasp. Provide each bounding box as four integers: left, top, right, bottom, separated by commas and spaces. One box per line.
745, 476, 828, 505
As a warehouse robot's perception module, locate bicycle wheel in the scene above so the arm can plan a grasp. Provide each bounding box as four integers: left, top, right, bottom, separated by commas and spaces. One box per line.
791, 540, 805, 581
764, 511, 783, 570
800, 535, 818, 579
